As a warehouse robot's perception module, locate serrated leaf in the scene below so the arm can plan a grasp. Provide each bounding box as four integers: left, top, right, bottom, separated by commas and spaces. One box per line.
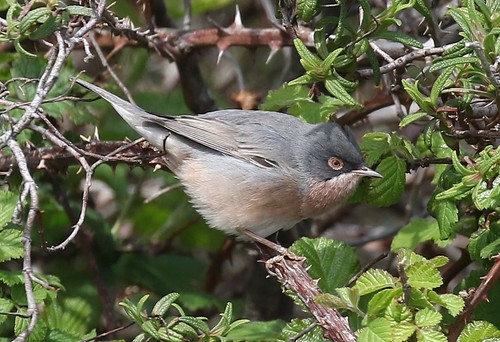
457, 321, 500, 342
0, 270, 23, 286
392, 219, 441, 250
357, 317, 393, 342
226, 320, 285, 341
361, 132, 391, 166
315, 291, 363, 315
354, 269, 397, 295
427, 291, 464, 317
400, 112, 429, 127
392, 322, 417, 342
0, 190, 17, 228
290, 237, 360, 292
367, 288, 402, 318
415, 308, 442, 327
429, 56, 479, 72
367, 156, 407, 206
430, 66, 455, 107
480, 238, 500, 259
260, 84, 311, 111
0, 228, 23, 262
406, 261, 443, 289
151, 292, 179, 316
435, 199, 459, 239
385, 301, 413, 323
279, 319, 327, 342
429, 255, 448, 268
416, 329, 447, 342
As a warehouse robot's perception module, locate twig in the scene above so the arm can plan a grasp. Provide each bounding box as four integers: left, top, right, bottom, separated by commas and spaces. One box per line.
448, 254, 500, 341
266, 255, 356, 341
357, 43, 458, 77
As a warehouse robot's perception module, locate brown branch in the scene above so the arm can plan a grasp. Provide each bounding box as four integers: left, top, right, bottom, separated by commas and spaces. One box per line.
0, 140, 169, 173
265, 255, 356, 342
448, 255, 500, 341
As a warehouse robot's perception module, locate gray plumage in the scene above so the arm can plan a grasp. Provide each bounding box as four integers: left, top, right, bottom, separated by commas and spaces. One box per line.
75, 79, 381, 237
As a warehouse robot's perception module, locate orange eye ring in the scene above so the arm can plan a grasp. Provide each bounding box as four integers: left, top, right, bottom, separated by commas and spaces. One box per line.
328, 156, 344, 171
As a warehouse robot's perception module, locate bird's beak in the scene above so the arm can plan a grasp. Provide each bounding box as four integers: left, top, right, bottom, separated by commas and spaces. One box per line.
352, 166, 383, 178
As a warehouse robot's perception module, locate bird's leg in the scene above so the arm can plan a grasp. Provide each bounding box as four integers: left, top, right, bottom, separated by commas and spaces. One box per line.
237, 228, 302, 260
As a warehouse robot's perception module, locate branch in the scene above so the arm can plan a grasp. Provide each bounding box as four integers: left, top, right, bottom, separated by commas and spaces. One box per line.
448, 254, 500, 341
265, 255, 356, 341
0, 140, 168, 173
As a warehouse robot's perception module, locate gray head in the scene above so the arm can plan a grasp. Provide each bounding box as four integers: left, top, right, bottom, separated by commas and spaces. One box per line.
296, 123, 375, 182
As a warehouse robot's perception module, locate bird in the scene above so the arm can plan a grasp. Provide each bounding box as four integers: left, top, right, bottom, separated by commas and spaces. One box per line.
74, 79, 381, 244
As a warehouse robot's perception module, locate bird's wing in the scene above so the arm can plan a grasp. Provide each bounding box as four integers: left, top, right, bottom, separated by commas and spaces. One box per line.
162, 110, 304, 168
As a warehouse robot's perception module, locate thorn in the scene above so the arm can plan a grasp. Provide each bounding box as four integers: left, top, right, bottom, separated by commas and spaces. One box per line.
93, 127, 100, 141
217, 49, 225, 64
153, 164, 162, 172
80, 134, 91, 143
234, 5, 243, 28
36, 159, 46, 169
266, 47, 280, 64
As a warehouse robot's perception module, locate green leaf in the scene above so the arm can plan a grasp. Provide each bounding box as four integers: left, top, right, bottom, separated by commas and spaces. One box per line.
0, 270, 23, 286
294, 38, 322, 70
406, 261, 443, 289
0, 228, 23, 262
392, 322, 417, 342
457, 321, 500, 342
296, 0, 320, 21
400, 112, 429, 127
374, 31, 423, 48
391, 218, 441, 250
260, 85, 311, 111
429, 199, 459, 239
361, 132, 391, 166
357, 317, 393, 342
366, 45, 381, 85
141, 320, 161, 339
480, 237, 500, 259
320, 48, 344, 74
416, 329, 447, 342
226, 320, 285, 341
430, 66, 455, 107
402, 79, 434, 114
315, 290, 363, 315
279, 318, 327, 342
178, 316, 210, 336
385, 301, 413, 323
290, 237, 360, 292
354, 269, 397, 295
366, 288, 402, 318
429, 56, 479, 72
324, 79, 358, 107
0, 190, 17, 228
152, 292, 179, 316
472, 177, 500, 210
415, 308, 442, 327
414, 0, 432, 20
367, 156, 407, 206
427, 291, 464, 317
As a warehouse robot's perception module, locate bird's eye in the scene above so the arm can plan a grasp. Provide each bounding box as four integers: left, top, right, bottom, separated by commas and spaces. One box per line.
328, 156, 344, 171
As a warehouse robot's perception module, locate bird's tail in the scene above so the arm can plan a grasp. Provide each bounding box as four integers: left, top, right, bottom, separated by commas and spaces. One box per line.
74, 78, 170, 150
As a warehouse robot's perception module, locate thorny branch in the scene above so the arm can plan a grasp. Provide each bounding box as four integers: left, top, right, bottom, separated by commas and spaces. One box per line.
1, 1, 108, 340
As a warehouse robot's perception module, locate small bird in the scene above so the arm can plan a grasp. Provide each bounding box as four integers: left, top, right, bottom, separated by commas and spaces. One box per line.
75, 79, 381, 242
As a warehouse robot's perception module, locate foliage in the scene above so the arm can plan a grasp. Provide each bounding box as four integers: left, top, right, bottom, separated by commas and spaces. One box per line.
0, 0, 499, 341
